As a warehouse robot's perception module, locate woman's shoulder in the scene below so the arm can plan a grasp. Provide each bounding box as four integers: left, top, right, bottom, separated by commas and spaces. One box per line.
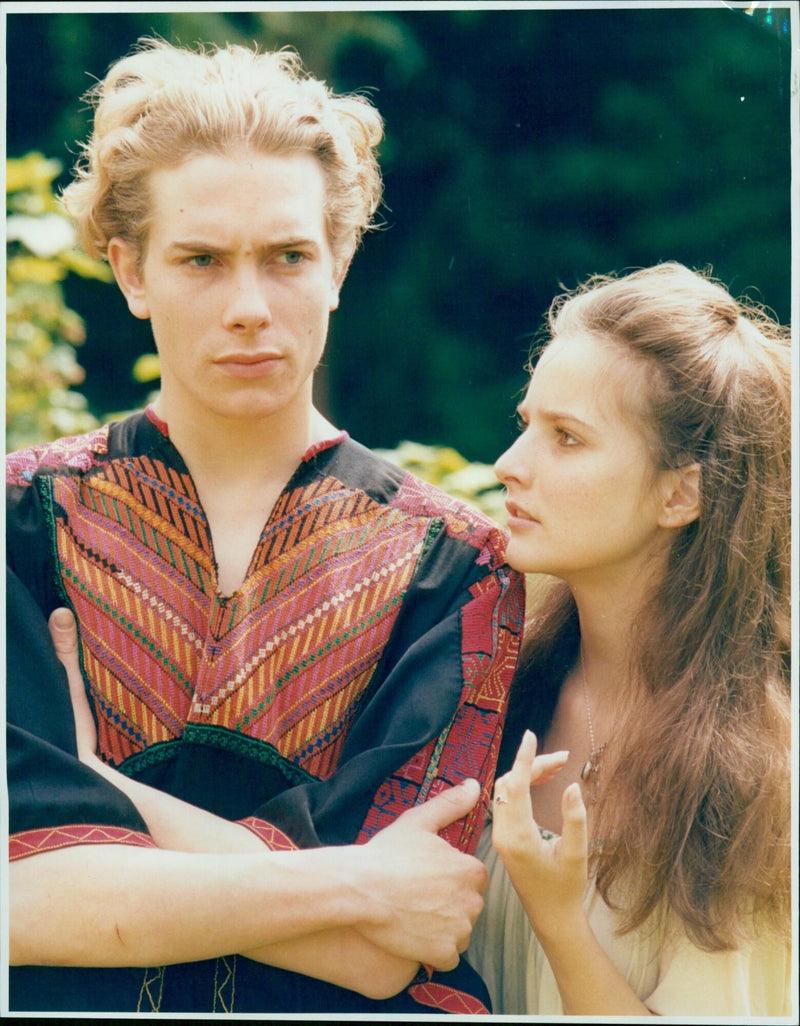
645, 917, 792, 1017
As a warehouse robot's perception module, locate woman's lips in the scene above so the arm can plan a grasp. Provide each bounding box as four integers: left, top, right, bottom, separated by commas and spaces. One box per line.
505, 500, 540, 525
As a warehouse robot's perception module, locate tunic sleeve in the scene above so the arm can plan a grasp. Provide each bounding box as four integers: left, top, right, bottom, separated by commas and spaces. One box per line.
7, 567, 155, 859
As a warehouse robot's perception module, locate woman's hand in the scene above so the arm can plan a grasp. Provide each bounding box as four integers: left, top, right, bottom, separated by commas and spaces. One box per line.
48, 607, 98, 762
491, 730, 588, 943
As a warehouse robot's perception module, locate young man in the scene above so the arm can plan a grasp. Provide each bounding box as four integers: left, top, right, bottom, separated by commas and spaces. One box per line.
6, 40, 524, 1014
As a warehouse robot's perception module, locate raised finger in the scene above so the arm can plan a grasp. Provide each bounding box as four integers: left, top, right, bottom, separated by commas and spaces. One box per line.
512, 729, 538, 769
529, 749, 569, 787
497, 730, 538, 800
559, 783, 589, 864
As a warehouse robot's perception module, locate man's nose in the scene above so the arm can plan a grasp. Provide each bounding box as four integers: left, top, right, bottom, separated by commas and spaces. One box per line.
223, 266, 273, 332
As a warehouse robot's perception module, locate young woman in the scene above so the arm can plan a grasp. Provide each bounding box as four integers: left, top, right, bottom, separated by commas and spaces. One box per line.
466, 262, 792, 1016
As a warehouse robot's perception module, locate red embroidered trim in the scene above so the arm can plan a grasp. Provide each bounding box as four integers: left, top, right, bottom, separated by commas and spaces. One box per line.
238, 817, 298, 851
6, 424, 110, 485
301, 431, 349, 461
144, 405, 169, 436
9, 824, 157, 861
408, 980, 490, 1014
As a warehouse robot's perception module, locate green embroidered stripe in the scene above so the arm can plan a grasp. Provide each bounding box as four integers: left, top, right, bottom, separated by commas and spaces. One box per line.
237, 592, 404, 729
182, 725, 317, 783
118, 738, 182, 776
61, 566, 194, 694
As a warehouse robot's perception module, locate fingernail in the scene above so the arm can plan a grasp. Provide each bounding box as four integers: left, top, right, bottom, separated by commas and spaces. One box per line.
51, 609, 73, 630
566, 783, 582, 805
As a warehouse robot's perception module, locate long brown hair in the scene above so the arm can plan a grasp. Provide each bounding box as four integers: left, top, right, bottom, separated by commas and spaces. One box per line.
517, 263, 791, 950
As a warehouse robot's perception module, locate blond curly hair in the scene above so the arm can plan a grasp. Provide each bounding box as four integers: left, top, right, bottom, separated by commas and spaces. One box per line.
62, 38, 384, 266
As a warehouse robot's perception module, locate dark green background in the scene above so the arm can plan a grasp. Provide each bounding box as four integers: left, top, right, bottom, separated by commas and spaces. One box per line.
5, 6, 793, 462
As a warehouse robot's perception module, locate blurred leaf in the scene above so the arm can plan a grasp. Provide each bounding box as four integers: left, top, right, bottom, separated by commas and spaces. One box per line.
5, 153, 106, 450
132, 353, 162, 383
377, 440, 505, 523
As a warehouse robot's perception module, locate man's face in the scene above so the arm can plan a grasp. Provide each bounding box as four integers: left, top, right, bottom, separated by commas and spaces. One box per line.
109, 149, 345, 427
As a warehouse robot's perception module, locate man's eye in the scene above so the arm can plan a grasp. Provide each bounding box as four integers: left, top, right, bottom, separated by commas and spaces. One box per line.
280, 251, 305, 265
188, 254, 215, 267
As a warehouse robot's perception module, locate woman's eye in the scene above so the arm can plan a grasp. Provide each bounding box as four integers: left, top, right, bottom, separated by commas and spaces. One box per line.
555, 428, 579, 446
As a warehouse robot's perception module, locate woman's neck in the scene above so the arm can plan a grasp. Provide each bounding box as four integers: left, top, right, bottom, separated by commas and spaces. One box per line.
567, 562, 663, 706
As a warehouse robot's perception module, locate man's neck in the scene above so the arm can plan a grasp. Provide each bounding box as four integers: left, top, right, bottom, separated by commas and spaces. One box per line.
152, 397, 338, 493
150, 398, 341, 595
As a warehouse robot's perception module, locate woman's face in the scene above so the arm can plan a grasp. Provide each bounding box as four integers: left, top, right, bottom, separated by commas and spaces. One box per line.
494, 332, 674, 588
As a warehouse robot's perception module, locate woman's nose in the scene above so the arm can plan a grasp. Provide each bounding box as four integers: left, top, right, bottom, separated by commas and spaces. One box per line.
494, 434, 528, 487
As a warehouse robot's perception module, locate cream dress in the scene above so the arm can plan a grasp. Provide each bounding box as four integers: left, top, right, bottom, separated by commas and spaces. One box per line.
466, 823, 792, 1017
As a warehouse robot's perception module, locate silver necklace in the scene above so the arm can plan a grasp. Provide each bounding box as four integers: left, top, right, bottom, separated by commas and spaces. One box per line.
579, 650, 607, 804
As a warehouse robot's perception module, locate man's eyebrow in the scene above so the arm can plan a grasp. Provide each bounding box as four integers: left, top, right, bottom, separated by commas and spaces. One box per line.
166, 237, 320, 254
167, 240, 227, 254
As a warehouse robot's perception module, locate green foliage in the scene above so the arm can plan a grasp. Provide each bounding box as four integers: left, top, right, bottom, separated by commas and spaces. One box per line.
5, 8, 790, 469
6, 152, 113, 452
6, 10, 791, 462
376, 440, 506, 524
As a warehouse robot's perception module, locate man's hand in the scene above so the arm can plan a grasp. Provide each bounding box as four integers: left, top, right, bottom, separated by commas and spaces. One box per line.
49, 607, 98, 761
351, 779, 488, 971
47, 607, 487, 974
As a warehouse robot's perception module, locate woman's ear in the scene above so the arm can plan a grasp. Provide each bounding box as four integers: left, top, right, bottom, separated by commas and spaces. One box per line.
658, 463, 701, 529
107, 237, 150, 320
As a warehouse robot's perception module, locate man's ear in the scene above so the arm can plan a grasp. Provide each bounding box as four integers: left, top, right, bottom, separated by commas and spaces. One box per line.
329, 255, 352, 313
107, 237, 150, 320
658, 463, 701, 529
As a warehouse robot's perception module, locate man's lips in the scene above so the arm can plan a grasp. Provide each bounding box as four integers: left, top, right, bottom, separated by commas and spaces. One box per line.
216, 351, 282, 365
214, 352, 283, 377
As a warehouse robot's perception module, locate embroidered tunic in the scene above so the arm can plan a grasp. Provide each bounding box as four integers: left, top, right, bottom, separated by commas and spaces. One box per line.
7, 409, 524, 1014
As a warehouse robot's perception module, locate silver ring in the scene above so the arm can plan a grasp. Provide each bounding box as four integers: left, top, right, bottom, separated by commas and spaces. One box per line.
494, 794, 508, 805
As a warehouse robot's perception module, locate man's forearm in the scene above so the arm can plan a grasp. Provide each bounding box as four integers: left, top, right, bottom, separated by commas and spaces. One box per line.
9, 842, 372, 969
11, 762, 418, 995
244, 930, 419, 999
10, 779, 484, 989
83, 752, 268, 853
82, 760, 420, 995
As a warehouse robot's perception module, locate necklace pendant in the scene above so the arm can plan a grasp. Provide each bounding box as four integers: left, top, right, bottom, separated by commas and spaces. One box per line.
581, 758, 594, 781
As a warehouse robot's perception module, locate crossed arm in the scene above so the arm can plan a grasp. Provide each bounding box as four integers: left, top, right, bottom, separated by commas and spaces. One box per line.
9, 610, 488, 999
